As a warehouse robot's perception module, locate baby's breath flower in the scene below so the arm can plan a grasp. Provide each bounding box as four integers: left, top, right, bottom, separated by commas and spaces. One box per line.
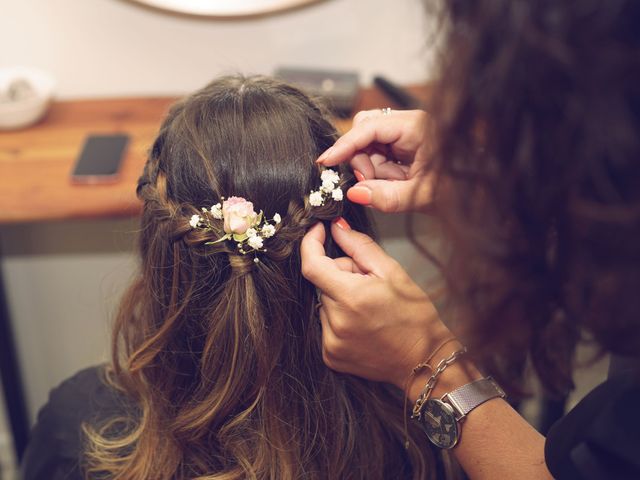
247, 235, 264, 250
246, 227, 258, 238
332, 188, 344, 201
189, 214, 201, 228
309, 191, 324, 207
261, 224, 276, 238
210, 203, 223, 219
321, 169, 340, 185
321, 178, 336, 193
273, 213, 281, 224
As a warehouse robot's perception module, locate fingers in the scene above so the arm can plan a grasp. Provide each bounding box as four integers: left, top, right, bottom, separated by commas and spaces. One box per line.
317, 109, 427, 167
346, 176, 432, 213
350, 150, 408, 182
350, 152, 376, 181
330, 220, 399, 277
334, 256, 366, 274
300, 223, 359, 298
317, 114, 404, 167
318, 306, 342, 371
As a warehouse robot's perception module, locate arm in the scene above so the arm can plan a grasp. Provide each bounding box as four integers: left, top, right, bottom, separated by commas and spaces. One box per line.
301, 221, 553, 480
410, 351, 552, 480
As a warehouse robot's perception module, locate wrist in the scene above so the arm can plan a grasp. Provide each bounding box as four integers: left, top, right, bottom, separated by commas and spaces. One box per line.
392, 320, 452, 390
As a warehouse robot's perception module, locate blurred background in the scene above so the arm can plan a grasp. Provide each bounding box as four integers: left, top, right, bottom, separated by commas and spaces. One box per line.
0, 1, 440, 477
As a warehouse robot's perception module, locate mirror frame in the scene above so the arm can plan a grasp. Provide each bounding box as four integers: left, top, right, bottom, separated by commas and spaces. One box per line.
126, 0, 326, 18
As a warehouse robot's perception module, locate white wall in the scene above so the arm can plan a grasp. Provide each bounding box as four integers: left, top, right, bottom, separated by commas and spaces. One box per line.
1, 0, 435, 99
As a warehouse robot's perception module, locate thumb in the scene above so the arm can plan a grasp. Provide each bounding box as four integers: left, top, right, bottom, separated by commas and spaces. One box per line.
346, 177, 431, 213
330, 219, 399, 277
300, 222, 354, 298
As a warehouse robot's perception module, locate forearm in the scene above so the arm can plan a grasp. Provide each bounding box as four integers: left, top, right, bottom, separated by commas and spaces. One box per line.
408, 351, 553, 480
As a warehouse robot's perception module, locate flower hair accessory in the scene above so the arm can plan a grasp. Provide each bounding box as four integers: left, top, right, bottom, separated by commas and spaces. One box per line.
308, 169, 343, 207
189, 196, 281, 263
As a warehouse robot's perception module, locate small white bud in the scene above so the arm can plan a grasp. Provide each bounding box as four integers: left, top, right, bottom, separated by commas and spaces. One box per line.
189, 214, 201, 228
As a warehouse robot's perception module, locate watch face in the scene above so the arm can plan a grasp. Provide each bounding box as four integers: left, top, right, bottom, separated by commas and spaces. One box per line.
419, 399, 459, 449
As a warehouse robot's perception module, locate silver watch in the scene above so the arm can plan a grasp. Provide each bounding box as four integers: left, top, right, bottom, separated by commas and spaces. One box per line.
417, 377, 505, 449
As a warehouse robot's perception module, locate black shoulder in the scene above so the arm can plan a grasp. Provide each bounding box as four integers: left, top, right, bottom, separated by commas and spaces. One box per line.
21, 365, 134, 480
545, 372, 640, 480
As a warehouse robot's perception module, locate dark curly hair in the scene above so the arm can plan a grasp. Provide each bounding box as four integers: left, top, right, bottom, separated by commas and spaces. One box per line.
425, 0, 640, 394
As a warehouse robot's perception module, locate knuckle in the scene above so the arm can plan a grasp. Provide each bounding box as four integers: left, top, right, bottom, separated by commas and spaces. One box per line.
322, 337, 340, 361
379, 187, 400, 213
330, 317, 352, 339
322, 351, 334, 368
353, 110, 373, 123
300, 261, 314, 280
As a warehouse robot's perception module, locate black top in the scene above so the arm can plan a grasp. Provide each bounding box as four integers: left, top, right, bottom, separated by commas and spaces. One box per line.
545, 358, 640, 479
21, 366, 133, 480
22, 364, 640, 479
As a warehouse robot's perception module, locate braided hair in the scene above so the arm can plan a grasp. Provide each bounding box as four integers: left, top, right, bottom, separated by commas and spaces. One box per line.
83, 76, 436, 480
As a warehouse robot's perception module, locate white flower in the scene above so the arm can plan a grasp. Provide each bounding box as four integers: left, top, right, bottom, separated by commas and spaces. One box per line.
247, 235, 264, 250
246, 227, 258, 238
273, 213, 281, 224
321, 169, 340, 185
189, 214, 201, 228
309, 190, 324, 207
331, 188, 344, 201
210, 203, 223, 219
261, 224, 276, 238
321, 178, 336, 193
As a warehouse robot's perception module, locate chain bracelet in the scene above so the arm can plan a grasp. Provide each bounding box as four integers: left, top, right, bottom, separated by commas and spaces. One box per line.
411, 347, 467, 418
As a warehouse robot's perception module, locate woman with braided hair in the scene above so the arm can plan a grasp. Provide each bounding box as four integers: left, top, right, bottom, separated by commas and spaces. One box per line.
21, 76, 443, 480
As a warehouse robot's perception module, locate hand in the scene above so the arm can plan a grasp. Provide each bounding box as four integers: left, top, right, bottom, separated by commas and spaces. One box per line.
317, 109, 433, 213
300, 218, 451, 389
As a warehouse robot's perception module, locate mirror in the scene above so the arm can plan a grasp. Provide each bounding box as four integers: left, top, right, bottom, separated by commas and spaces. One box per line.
126, 0, 326, 17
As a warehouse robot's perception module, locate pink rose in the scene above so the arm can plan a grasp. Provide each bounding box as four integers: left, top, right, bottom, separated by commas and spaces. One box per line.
222, 196, 258, 234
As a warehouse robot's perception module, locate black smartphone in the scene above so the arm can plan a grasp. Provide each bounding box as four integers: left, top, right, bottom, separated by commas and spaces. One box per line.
70, 133, 129, 184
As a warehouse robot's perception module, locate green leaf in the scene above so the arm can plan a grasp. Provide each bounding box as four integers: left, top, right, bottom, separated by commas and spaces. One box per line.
210, 233, 231, 244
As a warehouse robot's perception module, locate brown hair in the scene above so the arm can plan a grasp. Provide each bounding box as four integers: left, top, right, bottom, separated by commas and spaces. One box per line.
424, 0, 640, 394
83, 76, 436, 479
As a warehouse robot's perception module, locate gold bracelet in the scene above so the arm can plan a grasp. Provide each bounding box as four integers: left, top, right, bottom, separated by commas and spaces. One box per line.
402, 336, 459, 449
412, 347, 467, 419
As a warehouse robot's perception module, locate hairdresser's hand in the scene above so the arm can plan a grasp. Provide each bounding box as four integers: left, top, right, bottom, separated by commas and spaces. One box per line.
317, 109, 433, 213
300, 219, 451, 389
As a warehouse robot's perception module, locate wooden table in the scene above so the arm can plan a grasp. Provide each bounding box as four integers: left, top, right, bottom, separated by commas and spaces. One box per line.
0, 83, 428, 459
0, 85, 429, 225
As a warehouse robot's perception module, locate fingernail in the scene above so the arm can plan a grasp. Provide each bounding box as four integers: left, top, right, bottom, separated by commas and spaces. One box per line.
317, 147, 334, 164
354, 169, 366, 182
332, 217, 351, 231
347, 186, 372, 205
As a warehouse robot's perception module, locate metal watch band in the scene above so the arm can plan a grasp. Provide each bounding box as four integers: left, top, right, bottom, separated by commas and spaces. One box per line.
442, 377, 505, 421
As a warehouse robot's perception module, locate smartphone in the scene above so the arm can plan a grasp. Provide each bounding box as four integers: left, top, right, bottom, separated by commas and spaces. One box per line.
70, 133, 130, 184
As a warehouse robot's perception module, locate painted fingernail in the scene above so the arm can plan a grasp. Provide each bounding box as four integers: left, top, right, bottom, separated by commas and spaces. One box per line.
332, 216, 351, 231
317, 146, 334, 163
354, 169, 366, 182
347, 186, 372, 205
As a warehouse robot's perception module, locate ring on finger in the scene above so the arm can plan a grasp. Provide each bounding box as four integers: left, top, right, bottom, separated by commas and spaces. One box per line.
381, 107, 392, 115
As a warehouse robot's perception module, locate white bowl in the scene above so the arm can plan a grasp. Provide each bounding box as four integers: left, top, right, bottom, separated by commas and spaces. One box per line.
0, 66, 55, 130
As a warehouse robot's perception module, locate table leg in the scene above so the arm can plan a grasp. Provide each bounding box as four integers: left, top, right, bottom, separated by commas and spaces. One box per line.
0, 247, 29, 462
